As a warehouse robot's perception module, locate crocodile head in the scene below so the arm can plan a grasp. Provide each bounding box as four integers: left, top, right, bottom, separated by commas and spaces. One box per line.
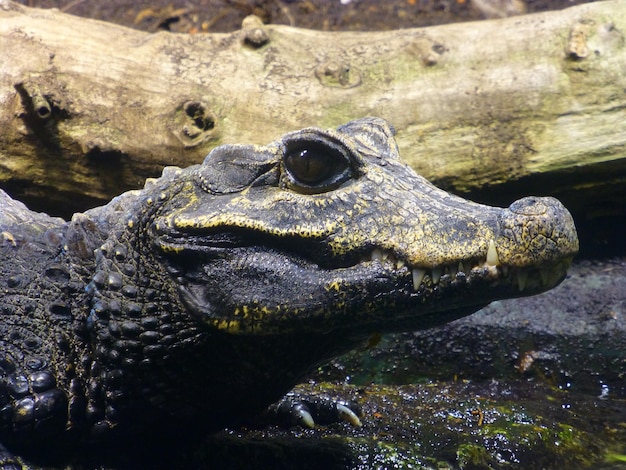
86, 117, 577, 426
148, 117, 577, 335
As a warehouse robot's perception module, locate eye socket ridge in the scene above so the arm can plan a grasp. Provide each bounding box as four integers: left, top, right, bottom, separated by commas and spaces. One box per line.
282, 136, 354, 193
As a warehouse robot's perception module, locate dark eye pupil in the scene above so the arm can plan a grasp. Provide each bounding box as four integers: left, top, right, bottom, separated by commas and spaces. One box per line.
285, 148, 334, 185
283, 140, 351, 192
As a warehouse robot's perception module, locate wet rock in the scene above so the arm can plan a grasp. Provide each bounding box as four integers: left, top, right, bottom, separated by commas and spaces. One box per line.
196, 381, 621, 469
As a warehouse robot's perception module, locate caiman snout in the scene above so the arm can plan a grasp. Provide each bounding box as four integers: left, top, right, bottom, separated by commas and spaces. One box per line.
496, 196, 579, 268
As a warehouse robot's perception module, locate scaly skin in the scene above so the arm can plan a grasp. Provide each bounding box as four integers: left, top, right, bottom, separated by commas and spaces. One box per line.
0, 118, 578, 466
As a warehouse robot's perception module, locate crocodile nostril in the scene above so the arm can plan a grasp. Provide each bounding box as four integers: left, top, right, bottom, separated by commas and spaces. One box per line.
508, 196, 549, 216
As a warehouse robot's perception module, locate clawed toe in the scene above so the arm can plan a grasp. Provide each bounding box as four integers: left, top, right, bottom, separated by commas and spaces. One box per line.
272, 392, 362, 428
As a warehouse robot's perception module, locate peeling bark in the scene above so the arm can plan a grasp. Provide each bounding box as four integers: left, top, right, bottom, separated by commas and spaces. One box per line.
0, 0, 625, 220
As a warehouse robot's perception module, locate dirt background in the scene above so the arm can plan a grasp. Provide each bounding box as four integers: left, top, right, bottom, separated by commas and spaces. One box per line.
17, 0, 597, 33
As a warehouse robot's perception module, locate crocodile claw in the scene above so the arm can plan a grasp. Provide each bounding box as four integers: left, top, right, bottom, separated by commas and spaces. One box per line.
336, 403, 363, 427
272, 392, 362, 428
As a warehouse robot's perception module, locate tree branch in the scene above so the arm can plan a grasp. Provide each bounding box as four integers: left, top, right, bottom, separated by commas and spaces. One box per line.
0, 1, 625, 219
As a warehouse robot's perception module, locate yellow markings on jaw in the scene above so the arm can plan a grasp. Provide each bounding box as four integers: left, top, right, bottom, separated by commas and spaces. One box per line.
159, 244, 185, 254
172, 213, 338, 239
236, 305, 275, 320
328, 231, 369, 257
326, 280, 342, 292
213, 319, 241, 333
211, 304, 293, 334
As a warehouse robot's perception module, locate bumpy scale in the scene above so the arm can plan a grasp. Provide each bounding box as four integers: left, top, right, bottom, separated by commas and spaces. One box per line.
0, 118, 578, 466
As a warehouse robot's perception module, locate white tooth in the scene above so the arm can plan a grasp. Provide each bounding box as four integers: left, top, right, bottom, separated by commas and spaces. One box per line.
517, 270, 528, 291
396, 259, 405, 270
458, 262, 465, 274
486, 239, 500, 267
371, 249, 383, 262
382, 251, 389, 261
432, 267, 442, 284
539, 268, 549, 286
412, 268, 426, 290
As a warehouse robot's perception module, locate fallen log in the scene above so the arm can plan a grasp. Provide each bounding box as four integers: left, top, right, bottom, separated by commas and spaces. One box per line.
0, 0, 625, 225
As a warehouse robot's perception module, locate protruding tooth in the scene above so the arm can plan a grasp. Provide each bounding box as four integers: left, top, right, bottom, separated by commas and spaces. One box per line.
486, 240, 500, 267
458, 262, 465, 274
517, 270, 528, 291
412, 268, 426, 290
432, 267, 442, 284
396, 259, 405, 270
371, 249, 383, 262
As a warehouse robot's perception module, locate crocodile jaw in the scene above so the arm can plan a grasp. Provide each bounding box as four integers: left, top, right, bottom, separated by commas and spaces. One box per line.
155, 185, 576, 336
158, 231, 573, 336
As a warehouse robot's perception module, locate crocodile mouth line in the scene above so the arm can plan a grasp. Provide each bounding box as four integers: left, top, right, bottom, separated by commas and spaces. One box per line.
158, 232, 570, 295
362, 240, 570, 294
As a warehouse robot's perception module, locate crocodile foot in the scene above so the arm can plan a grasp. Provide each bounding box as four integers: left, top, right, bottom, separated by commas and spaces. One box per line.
270, 392, 362, 429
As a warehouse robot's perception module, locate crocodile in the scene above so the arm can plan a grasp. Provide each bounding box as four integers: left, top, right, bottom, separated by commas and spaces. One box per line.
0, 117, 578, 467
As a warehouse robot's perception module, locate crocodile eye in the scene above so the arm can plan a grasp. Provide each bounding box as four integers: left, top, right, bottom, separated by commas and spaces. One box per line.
282, 139, 352, 193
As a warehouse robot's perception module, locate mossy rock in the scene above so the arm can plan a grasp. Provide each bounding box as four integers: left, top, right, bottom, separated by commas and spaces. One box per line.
191, 380, 622, 469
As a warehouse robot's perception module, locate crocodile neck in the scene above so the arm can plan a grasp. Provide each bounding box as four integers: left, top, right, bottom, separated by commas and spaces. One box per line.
0, 200, 103, 449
